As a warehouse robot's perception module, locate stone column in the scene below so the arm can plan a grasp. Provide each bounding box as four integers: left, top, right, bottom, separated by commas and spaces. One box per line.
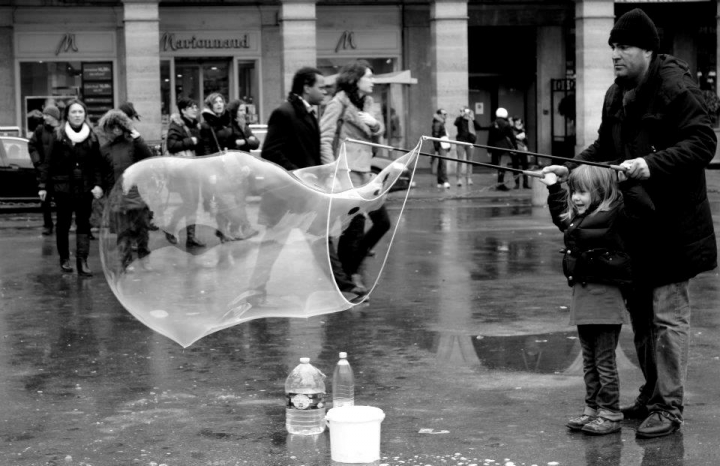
280, 0, 317, 98
0, 8, 14, 129
430, 0, 468, 115
536, 26, 565, 158
123, 0, 161, 142
575, 0, 614, 154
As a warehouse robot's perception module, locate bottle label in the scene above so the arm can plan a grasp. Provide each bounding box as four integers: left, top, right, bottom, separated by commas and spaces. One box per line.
286, 393, 325, 410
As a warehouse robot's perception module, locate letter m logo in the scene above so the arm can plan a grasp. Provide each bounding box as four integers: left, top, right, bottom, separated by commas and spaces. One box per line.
56, 34, 79, 56
334, 31, 356, 53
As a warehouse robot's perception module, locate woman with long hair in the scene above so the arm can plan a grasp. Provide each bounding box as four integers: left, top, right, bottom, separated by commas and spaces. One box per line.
198, 92, 234, 155
38, 99, 104, 276
319, 60, 389, 292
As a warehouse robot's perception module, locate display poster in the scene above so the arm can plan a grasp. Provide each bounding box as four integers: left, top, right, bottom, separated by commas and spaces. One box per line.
81, 62, 114, 124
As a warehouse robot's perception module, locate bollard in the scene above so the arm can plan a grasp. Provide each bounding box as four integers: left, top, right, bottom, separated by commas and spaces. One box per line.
531, 171, 547, 207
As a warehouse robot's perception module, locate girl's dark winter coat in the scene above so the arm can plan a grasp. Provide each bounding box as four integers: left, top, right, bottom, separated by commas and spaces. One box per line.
39, 126, 102, 194
198, 109, 235, 155
547, 181, 655, 288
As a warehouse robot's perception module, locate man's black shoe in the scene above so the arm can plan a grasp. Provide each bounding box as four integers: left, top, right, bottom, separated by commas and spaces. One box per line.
41, 226, 53, 236
496, 184, 510, 192
636, 411, 681, 438
620, 401, 649, 419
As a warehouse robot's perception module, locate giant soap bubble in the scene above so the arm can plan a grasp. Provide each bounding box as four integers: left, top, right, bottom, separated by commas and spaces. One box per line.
100, 142, 419, 347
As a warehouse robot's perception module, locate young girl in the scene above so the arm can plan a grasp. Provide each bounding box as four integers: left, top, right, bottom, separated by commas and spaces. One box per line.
542, 165, 653, 435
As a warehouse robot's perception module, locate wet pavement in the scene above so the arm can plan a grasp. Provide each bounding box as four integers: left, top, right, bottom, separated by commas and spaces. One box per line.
2, 167, 720, 466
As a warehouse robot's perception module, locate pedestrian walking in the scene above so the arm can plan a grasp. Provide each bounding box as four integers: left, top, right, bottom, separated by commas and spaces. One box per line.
98, 109, 154, 272
319, 60, 389, 293
28, 105, 61, 236
251, 66, 364, 301
163, 97, 206, 248
38, 99, 104, 276
227, 99, 260, 154
431, 109, 450, 189
511, 116, 531, 189
198, 93, 243, 243
453, 106, 480, 186
198, 93, 236, 155
486, 107, 517, 191
219, 98, 260, 240
543, 165, 654, 435
543, 8, 717, 438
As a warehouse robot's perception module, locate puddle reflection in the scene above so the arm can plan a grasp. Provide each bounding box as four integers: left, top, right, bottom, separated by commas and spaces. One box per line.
428, 330, 639, 374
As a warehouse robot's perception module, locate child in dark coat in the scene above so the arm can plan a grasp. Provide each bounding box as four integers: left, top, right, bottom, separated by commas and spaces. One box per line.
542, 164, 654, 435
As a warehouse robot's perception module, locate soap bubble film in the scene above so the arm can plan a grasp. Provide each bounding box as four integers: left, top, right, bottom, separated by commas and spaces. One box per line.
100, 143, 419, 347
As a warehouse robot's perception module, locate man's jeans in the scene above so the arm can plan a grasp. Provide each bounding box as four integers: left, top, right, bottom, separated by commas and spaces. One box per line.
629, 281, 690, 421
577, 324, 623, 421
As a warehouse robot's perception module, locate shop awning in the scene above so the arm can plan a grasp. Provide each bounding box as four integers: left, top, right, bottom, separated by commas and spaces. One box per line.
324, 70, 417, 86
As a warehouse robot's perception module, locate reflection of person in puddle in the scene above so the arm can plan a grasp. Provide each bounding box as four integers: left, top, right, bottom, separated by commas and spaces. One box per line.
583, 429, 623, 466
638, 431, 684, 466
542, 165, 654, 435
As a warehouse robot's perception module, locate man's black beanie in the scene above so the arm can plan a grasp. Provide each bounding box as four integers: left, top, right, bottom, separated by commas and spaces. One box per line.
608, 8, 659, 52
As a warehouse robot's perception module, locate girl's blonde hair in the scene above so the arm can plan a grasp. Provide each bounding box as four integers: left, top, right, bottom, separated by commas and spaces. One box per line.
560, 164, 621, 221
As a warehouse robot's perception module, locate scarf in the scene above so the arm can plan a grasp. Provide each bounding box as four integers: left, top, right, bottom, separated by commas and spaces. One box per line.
65, 122, 91, 145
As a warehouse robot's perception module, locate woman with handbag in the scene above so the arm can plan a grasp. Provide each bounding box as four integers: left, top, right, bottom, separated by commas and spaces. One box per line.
164, 97, 206, 248
319, 60, 389, 292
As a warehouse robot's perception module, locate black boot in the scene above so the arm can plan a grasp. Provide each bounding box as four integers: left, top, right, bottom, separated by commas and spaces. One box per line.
77, 257, 93, 277
60, 258, 73, 273
186, 225, 206, 247
76, 234, 92, 277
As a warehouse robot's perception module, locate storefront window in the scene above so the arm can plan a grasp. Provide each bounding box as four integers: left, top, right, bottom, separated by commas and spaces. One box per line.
237, 60, 259, 123
173, 58, 231, 106
20, 61, 114, 135
161, 60, 171, 130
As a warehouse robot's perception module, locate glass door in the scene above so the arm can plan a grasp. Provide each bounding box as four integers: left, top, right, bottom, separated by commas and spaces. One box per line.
174, 58, 231, 105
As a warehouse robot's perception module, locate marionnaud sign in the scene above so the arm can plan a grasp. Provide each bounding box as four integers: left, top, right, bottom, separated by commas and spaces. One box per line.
161, 32, 250, 52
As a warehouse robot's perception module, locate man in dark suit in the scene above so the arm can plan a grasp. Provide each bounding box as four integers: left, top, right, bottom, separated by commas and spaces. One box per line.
261, 67, 326, 170
247, 67, 364, 302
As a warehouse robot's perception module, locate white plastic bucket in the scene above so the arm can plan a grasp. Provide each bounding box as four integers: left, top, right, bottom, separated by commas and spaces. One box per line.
325, 406, 385, 463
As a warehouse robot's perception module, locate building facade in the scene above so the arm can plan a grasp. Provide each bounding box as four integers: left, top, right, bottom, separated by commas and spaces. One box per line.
1, 0, 718, 159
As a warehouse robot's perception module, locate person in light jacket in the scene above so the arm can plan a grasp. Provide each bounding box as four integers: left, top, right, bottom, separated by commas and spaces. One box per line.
319, 60, 389, 292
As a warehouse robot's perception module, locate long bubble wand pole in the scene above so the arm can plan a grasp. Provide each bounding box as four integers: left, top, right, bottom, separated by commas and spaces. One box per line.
422, 136, 627, 172
344, 138, 545, 179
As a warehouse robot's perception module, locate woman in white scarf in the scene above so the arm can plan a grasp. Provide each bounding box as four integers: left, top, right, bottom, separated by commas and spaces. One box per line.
38, 99, 104, 276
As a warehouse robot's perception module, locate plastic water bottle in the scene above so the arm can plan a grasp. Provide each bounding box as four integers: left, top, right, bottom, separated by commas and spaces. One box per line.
285, 357, 326, 435
332, 352, 355, 408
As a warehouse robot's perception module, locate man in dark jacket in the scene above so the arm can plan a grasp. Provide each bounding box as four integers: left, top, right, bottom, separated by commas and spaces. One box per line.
487, 107, 517, 191
253, 67, 363, 299
543, 8, 717, 438
261, 69, 325, 171
28, 105, 61, 235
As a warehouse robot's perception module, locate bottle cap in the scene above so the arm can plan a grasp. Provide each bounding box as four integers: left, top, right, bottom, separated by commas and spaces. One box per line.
300, 357, 310, 364
339, 352, 347, 359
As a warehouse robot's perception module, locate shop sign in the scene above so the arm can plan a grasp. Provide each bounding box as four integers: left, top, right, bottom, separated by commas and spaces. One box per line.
82, 63, 112, 81
55, 33, 78, 56
335, 31, 357, 53
161, 32, 250, 52
318, 29, 400, 55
